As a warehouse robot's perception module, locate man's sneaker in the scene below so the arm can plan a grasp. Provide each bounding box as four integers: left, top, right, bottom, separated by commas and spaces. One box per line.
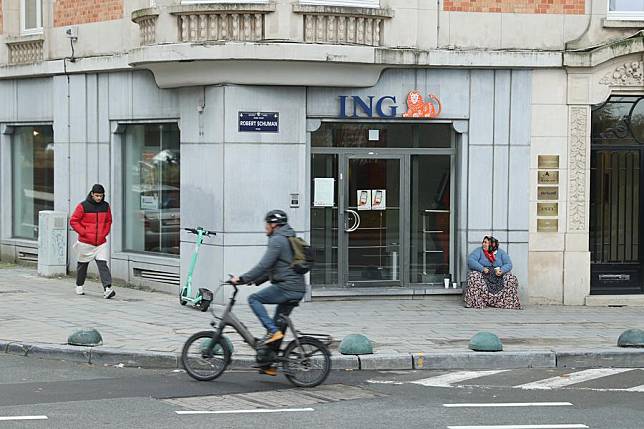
75, 286, 85, 295
258, 367, 277, 376
103, 287, 116, 299
263, 331, 284, 344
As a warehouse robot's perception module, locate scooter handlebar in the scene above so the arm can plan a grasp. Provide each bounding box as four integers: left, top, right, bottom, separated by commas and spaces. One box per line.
184, 227, 217, 237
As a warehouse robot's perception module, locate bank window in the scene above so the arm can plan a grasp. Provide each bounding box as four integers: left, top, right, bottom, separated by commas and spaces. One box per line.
12, 126, 54, 240
21, 0, 43, 34
607, 0, 644, 19
312, 123, 451, 148
123, 124, 180, 256
299, 0, 379, 7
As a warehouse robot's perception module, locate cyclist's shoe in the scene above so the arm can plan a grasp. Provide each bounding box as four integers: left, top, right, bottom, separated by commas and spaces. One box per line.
263, 330, 284, 344
259, 367, 278, 376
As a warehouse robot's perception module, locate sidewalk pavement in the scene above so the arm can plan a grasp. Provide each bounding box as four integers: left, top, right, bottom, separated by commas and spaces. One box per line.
0, 265, 643, 371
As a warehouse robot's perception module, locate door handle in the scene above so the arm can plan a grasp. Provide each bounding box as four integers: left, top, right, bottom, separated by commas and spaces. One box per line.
598, 274, 630, 281
345, 209, 361, 233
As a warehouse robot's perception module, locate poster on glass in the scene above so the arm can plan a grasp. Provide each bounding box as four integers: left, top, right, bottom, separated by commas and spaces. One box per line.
371, 189, 386, 210
357, 190, 371, 210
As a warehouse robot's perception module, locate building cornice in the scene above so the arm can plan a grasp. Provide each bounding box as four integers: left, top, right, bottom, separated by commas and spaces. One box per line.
564, 31, 644, 68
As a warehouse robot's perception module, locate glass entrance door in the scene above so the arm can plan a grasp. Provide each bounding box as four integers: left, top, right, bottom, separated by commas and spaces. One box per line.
342, 156, 401, 286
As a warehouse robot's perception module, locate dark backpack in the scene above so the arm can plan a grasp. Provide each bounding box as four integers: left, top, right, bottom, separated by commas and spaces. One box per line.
287, 236, 315, 274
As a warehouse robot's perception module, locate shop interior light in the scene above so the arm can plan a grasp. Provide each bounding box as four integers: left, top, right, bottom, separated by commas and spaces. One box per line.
32, 130, 39, 136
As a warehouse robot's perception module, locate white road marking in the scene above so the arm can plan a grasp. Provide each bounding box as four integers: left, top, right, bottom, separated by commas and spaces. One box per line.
514, 368, 634, 390
0, 416, 48, 421
366, 379, 405, 385
625, 384, 644, 392
447, 425, 588, 429
176, 408, 314, 415
443, 402, 573, 408
411, 370, 510, 387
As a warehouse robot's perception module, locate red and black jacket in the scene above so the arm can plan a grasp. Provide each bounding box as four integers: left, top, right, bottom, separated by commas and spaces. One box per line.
70, 195, 112, 246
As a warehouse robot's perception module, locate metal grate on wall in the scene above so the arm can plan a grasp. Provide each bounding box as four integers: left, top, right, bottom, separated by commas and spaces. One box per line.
133, 268, 180, 286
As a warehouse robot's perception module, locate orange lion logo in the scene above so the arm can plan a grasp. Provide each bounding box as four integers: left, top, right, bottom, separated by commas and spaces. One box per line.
402, 91, 442, 118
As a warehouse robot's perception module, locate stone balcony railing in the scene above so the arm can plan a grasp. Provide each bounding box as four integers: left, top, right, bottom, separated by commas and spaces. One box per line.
293, 4, 393, 47
133, 3, 276, 45
132, 9, 159, 46
6, 35, 45, 65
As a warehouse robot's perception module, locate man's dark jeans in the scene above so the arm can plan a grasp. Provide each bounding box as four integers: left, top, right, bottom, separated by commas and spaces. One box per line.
247, 284, 304, 334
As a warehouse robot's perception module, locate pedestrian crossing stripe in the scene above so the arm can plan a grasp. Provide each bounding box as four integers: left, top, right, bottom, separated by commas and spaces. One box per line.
514, 368, 633, 390
410, 370, 510, 387
371, 368, 644, 391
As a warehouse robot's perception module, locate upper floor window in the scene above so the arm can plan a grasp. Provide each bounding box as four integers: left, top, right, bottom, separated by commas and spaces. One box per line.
21, 0, 43, 34
608, 0, 644, 20
300, 0, 379, 7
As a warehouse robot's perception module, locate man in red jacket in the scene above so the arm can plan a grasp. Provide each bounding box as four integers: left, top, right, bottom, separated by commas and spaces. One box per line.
69, 184, 115, 299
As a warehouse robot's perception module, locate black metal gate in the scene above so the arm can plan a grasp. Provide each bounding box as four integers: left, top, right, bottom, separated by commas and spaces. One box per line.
590, 96, 643, 294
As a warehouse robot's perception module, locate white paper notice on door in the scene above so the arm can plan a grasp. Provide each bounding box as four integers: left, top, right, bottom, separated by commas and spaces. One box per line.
313, 178, 335, 207
357, 189, 371, 210
372, 189, 386, 210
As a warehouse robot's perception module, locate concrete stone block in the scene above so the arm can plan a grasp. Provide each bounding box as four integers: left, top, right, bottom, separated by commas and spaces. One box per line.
528, 251, 564, 304
532, 69, 567, 105
90, 348, 179, 369
555, 348, 644, 368
563, 251, 590, 305
359, 353, 413, 370
531, 105, 568, 138
28, 343, 91, 363
412, 351, 556, 370
330, 354, 360, 370
5, 342, 31, 356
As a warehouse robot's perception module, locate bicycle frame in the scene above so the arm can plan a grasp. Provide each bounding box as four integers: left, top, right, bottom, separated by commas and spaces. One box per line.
209, 283, 302, 353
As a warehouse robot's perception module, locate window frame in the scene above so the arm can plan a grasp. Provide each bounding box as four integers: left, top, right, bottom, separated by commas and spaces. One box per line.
120, 122, 181, 257
20, 0, 43, 35
606, 0, 644, 21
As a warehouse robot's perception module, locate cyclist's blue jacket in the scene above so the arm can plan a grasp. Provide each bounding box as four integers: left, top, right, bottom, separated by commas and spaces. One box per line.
240, 224, 305, 293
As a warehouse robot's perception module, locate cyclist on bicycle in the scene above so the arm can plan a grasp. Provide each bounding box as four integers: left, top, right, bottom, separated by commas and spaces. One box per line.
230, 209, 305, 347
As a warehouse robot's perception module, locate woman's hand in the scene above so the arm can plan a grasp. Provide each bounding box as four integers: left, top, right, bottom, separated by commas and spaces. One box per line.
482, 267, 490, 274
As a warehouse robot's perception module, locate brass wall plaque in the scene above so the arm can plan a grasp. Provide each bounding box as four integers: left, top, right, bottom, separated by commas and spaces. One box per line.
537, 186, 559, 200
537, 218, 558, 232
538, 155, 559, 169
537, 202, 559, 216
538, 170, 559, 185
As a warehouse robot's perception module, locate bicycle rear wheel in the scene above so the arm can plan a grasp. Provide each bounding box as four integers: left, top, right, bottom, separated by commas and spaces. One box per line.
181, 331, 231, 381
282, 336, 331, 388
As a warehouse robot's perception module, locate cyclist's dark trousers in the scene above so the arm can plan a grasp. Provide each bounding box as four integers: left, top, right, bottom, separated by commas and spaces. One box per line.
76, 260, 112, 290
248, 284, 304, 334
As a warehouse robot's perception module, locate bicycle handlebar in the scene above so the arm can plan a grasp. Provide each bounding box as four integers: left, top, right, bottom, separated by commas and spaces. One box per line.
184, 227, 216, 236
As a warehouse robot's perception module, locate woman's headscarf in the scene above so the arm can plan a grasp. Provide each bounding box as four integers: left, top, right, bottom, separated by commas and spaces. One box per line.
483, 236, 499, 263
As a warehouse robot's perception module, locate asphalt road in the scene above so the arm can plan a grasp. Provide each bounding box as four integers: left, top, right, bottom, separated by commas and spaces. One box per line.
0, 354, 642, 429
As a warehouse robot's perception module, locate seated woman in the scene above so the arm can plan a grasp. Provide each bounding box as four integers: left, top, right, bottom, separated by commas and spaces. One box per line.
465, 236, 521, 309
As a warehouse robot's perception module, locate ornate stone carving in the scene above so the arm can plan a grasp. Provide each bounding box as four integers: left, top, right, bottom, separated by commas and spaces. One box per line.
568, 106, 588, 232
599, 61, 643, 86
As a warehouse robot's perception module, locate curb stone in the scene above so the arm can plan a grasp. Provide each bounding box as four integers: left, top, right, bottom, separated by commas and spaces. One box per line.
555, 348, 644, 368
2, 339, 644, 371
413, 351, 556, 370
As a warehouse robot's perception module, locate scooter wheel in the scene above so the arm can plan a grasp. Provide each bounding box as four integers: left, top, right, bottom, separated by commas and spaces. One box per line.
179, 291, 187, 306
199, 301, 210, 312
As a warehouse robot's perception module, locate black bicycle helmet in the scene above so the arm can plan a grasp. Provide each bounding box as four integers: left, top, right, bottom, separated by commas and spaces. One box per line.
265, 209, 288, 225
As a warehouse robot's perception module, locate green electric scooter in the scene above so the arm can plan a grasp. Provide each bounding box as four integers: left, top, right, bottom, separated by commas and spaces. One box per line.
180, 227, 216, 312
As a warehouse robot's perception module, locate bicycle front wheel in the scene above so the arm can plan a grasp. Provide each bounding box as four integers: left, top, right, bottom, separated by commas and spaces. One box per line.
282, 337, 331, 388
181, 331, 231, 381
